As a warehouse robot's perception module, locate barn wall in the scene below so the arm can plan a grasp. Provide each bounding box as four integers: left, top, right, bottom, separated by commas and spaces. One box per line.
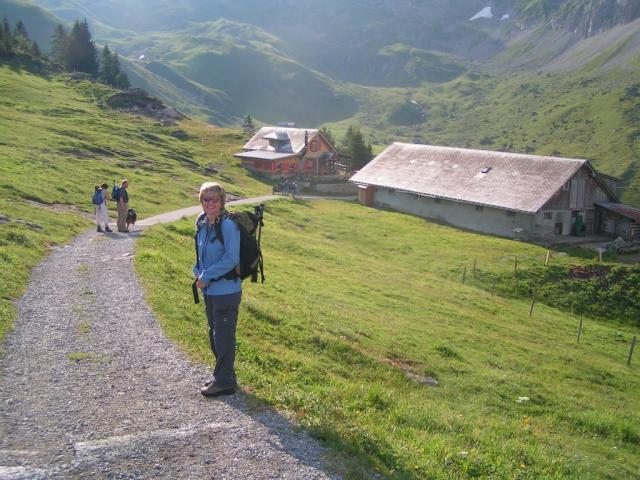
374, 188, 535, 239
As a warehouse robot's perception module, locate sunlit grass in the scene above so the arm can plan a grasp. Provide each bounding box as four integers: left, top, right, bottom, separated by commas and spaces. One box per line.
136, 198, 640, 479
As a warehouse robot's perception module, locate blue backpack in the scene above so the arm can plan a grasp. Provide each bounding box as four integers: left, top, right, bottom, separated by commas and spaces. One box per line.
111, 184, 120, 201
91, 188, 103, 205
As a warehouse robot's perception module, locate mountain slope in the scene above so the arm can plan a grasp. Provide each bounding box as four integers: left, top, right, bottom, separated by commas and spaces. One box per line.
0, 0, 63, 51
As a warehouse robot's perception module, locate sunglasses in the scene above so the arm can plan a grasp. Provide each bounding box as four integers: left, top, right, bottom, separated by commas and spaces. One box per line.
202, 196, 221, 204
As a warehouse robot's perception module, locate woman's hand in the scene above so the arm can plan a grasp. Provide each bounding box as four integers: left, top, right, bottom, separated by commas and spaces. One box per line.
196, 276, 207, 289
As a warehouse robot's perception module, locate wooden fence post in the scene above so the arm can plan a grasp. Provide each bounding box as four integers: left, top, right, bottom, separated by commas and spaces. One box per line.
628, 336, 637, 366
529, 293, 536, 318
514, 255, 518, 272
473, 259, 477, 275
545, 250, 551, 266
577, 317, 583, 344
491, 280, 497, 297
462, 266, 467, 284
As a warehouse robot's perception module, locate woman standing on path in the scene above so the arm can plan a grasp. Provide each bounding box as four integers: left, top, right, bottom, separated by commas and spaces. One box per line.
95, 183, 112, 233
193, 182, 242, 397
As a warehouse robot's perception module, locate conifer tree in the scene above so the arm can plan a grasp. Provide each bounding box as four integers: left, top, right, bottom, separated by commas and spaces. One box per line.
31, 40, 41, 59
99, 43, 115, 84
67, 19, 98, 75
112, 52, 130, 89
14, 20, 28, 39
319, 126, 336, 147
242, 114, 256, 137
0, 18, 8, 58
115, 70, 130, 90
50, 24, 68, 68
341, 125, 373, 171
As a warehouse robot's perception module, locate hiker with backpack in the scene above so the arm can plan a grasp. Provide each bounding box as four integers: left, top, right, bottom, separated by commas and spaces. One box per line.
193, 182, 242, 398
114, 179, 130, 233
92, 183, 112, 233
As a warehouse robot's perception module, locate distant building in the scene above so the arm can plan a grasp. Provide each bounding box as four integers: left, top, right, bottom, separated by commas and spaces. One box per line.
350, 143, 627, 243
234, 127, 338, 178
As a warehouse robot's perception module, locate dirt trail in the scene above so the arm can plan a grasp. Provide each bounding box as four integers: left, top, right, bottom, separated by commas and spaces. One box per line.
0, 198, 339, 479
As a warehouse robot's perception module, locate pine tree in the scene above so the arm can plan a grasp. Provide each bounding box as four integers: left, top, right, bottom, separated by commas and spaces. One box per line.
31, 40, 41, 59
319, 126, 336, 147
14, 21, 28, 39
67, 19, 98, 75
242, 114, 256, 137
341, 125, 373, 171
0, 17, 14, 59
99, 43, 115, 84
115, 70, 130, 90
50, 24, 68, 68
112, 52, 130, 89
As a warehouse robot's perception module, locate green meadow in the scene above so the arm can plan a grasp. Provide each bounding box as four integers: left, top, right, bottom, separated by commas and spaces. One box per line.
0, 66, 267, 341
136, 199, 640, 479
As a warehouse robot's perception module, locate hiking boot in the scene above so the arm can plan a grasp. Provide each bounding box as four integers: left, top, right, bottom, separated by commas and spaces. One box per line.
200, 382, 236, 397
105, 227, 113, 232
97, 226, 103, 232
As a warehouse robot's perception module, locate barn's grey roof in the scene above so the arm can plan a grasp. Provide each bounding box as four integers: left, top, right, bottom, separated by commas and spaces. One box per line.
350, 143, 590, 213
243, 127, 318, 154
596, 202, 640, 222
233, 150, 297, 161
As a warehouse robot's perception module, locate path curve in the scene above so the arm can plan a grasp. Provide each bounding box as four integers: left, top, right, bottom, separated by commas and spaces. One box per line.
0, 197, 340, 479
137, 194, 356, 227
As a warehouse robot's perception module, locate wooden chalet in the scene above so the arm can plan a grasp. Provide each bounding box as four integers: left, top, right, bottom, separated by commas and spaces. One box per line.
234, 127, 338, 179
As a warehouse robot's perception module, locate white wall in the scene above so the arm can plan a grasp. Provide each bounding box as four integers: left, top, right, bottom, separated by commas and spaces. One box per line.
374, 188, 535, 239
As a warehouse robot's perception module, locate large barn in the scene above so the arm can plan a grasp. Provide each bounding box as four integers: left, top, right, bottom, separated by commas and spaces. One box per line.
349, 143, 630, 243
234, 127, 338, 179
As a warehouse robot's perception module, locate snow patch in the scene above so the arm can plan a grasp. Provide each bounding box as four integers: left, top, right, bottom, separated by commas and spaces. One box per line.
501, 14, 509, 21
469, 7, 492, 21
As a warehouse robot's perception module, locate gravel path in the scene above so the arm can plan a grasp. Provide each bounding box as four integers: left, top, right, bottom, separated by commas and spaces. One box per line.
0, 218, 339, 479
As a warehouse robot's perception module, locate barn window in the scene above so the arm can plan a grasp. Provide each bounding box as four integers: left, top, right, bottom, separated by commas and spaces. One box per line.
475, 205, 484, 211
543, 212, 553, 220
506, 211, 516, 217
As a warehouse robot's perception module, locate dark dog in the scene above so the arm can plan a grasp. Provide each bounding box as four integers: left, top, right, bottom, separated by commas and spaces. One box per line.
126, 208, 137, 231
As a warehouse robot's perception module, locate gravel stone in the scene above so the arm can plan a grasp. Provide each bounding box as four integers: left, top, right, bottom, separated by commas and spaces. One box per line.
0, 228, 340, 479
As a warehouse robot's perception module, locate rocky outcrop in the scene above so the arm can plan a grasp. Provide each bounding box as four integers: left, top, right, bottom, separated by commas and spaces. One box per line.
106, 88, 188, 121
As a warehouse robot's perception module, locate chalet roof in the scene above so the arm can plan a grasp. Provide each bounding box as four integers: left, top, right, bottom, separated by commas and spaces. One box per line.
350, 143, 593, 214
595, 202, 640, 222
233, 150, 297, 161
243, 127, 319, 154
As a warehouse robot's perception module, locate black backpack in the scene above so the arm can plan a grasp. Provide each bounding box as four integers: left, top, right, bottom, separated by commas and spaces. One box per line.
192, 204, 265, 304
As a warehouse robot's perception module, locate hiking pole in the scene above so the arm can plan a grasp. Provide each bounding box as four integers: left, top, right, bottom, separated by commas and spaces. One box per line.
192, 231, 200, 304
254, 204, 265, 283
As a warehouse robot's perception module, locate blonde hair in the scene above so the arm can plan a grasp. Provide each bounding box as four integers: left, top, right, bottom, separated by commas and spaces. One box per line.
199, 182, 226, 206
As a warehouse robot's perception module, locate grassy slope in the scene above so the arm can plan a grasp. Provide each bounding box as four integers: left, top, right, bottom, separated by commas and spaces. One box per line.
136, 199, 639, 479
0, 65, 268, 343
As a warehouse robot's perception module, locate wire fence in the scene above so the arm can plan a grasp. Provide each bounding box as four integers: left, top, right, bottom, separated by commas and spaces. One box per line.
456, 250, 639, 366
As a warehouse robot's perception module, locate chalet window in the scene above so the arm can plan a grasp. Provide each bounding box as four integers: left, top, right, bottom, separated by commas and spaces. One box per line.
506, 211, 516, 217
543, 212, 553, 220
475, 205, 484, 211
310, 140, 317, 152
